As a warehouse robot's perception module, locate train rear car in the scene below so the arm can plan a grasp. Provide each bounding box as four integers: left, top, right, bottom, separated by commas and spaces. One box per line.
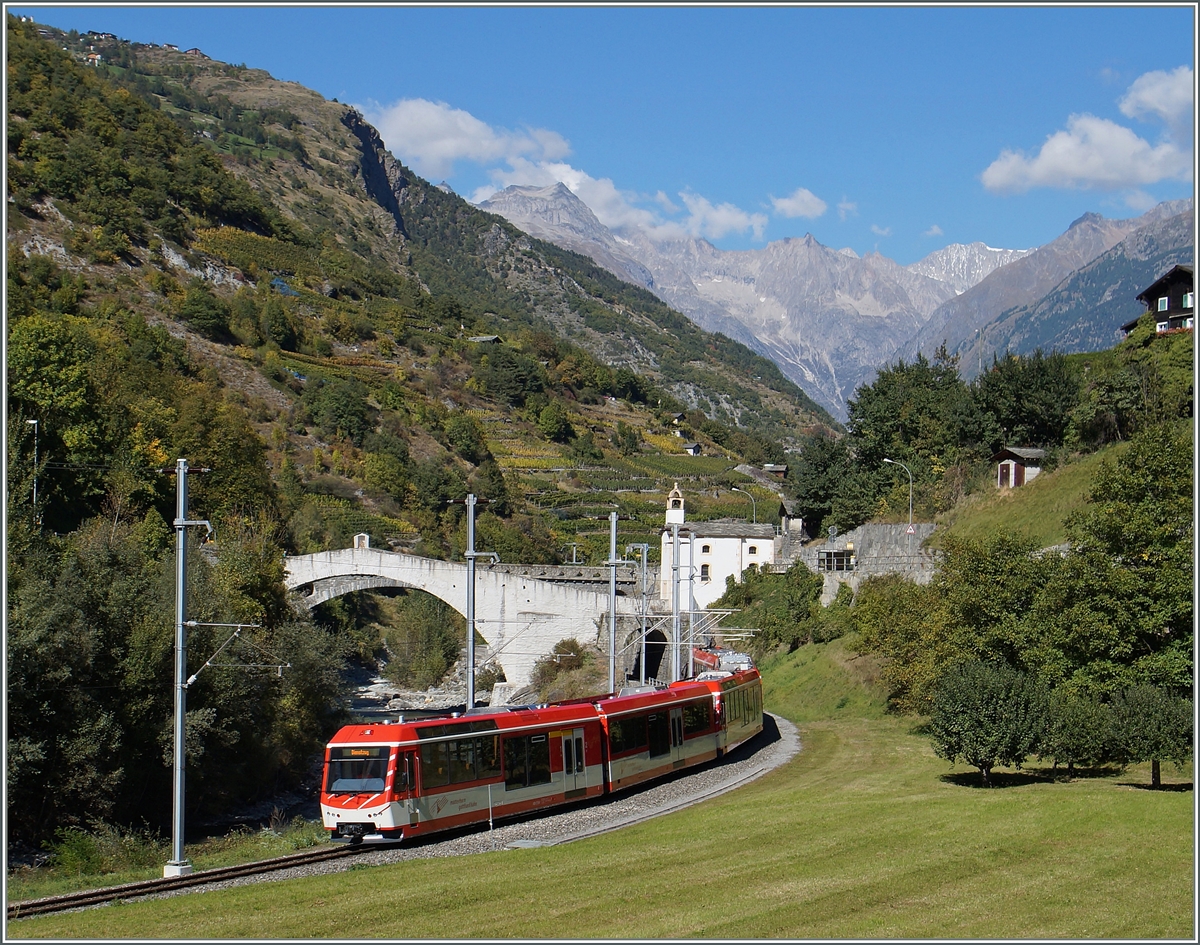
595, 680, 724, 792
695, 666, 764, 755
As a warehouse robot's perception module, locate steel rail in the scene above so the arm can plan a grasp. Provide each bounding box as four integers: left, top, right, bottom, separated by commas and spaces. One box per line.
7, 845, 361, 920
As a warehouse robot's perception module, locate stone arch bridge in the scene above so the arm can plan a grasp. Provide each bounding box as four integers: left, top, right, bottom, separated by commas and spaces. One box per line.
283, 537, 643, 700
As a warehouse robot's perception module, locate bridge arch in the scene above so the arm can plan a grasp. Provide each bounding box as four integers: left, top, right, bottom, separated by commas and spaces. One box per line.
284, 541, 640, 700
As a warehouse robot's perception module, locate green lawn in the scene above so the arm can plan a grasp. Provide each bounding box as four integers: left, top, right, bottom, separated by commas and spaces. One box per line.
11, 643, 1193, 940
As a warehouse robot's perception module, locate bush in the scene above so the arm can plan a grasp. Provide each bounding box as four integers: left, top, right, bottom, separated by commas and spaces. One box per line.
928, 661, 1049, 786
44, 823, 166, 876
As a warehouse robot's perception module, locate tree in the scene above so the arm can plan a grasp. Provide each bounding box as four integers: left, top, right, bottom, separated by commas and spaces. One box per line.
927, 661, 1048, 786
610, 421, 640, 455
788, 433, 853, 538
176, 281, 231, 341
973, 349, 1077, 450
1109, 685, 1193, 788
1040, 689, 1113, 775
1056, 423, 1193, 691
444, 411, 489, 465
537, 401, 574, 443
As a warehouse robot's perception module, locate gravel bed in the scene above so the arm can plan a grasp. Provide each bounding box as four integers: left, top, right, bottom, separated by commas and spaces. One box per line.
119, 714, 800, 907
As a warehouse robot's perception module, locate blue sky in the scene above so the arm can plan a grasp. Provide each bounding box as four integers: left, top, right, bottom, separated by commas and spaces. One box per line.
11, 4, 1196, 264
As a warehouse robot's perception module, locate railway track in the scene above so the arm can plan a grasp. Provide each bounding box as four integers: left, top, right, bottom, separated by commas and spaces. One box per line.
7, 845, 362, 920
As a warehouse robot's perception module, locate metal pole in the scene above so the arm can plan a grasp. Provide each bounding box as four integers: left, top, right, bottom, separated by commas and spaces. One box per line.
627, 544, 649, 685
25, 419, 38, 514
686, 534, 696, 678
166, 459, 193, 878
608, 512, 618, 694
465, 494, 477, 711
671, 523, 681, 683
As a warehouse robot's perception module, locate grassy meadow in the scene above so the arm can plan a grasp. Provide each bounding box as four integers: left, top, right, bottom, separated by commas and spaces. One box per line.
9, 640, 1193, 940
928, 441, 1131, 550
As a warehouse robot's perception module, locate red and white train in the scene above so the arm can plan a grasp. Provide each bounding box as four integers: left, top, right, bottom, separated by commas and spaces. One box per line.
321, 657, 763, 844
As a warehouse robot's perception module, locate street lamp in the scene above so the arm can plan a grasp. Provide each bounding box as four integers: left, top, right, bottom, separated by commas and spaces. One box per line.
883, 458, 913, 528
730, 486, 756, 523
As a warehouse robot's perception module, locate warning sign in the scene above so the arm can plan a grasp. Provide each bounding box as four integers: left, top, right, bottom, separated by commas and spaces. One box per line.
906, 524, 916, 535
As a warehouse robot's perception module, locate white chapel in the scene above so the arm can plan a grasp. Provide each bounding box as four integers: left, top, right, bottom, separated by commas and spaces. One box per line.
658, 483, 777, 608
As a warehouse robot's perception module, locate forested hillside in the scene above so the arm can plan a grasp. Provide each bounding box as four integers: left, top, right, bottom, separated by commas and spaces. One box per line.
4, 18, 832, 850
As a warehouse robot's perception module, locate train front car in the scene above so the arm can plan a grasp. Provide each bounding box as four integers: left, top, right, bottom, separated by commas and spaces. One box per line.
321, 703, 607, 845
322, 725, 405, 844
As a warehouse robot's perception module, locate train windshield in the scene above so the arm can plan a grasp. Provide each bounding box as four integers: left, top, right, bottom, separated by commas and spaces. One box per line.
325, 746, 389, 794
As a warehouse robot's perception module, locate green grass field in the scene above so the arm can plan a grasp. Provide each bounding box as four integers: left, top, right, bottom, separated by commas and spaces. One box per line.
9, 641, 1193, 940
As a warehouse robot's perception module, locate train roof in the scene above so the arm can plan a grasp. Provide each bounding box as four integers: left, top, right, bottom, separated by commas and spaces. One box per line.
327, 700, 600, 747
326, 667, 761, 748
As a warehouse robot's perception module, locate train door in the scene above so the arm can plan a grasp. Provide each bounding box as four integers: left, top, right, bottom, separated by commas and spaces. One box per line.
670, 707, 684, 765
561, 728, 585, 794
395, 751, 418, 825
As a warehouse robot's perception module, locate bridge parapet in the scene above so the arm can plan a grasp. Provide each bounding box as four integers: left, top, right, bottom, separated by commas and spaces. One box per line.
488, 562, 638, 584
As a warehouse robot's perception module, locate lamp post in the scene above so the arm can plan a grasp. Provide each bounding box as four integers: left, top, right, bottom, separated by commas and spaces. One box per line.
883, 458, 913, 529
25, 419, 38, 517
730, 486, 756, 523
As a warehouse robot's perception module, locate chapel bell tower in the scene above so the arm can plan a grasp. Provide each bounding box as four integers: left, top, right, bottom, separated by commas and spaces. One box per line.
665, 482, 686, 525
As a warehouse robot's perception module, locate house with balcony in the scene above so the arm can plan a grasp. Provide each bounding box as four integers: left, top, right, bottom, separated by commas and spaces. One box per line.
1121, 265, 1194, 335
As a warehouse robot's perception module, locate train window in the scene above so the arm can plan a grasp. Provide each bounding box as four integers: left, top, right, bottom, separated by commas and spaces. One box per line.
609, 716, 648, 754
503, 734, 552, 790
449, 738, 475, 783
325, 746, 389, 794
420, 741, 451, 789
683, 702, 711, 735
424, 735, 502, 787
647, 713, 671, 757
476, 735, 501, 780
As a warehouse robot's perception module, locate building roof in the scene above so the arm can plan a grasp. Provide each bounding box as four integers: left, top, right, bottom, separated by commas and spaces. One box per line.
664, 521, 776, 539
1136, 264, 1193, 305
993, 447, 1045, 462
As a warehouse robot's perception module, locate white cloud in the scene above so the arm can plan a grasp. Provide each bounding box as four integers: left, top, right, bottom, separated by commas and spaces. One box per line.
982, 67, 1194, 195
837, 198, 858, 221
981, 113, 1192, 193
870, 224, 891, 237
678, 192, 768, 241
1119, 66, 1194, 136
1122, 189, 1159, 212
654, 191, 680, 213
924, 224, 944, 237
770, 187, 827, 219
362, 98, 570, 179
368, 97, 769, 244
